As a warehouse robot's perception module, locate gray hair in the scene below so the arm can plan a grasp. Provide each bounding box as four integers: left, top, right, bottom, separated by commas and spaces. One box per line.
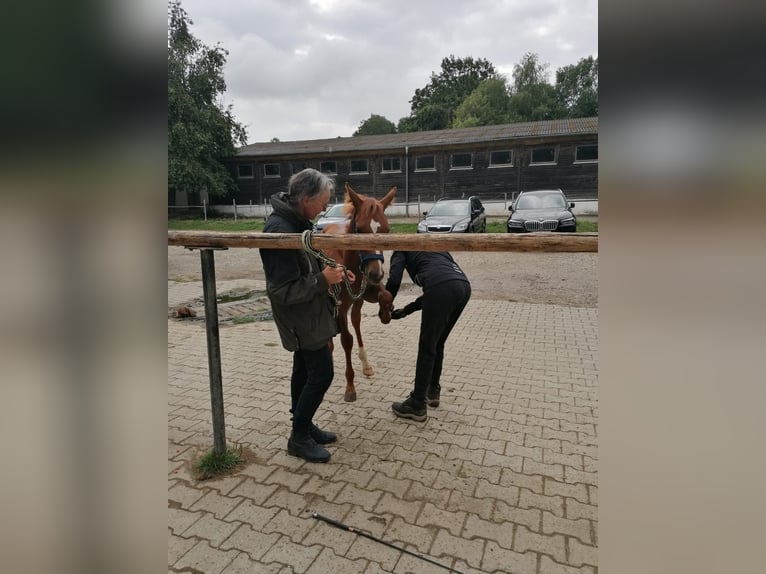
287, 168, 335, 205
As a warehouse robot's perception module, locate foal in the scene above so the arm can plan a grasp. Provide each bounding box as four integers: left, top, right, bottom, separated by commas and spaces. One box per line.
323, 182, 396, 402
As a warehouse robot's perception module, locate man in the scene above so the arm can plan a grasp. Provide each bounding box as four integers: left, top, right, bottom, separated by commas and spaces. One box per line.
384, 251, 471, 421
259, 168, 354, 462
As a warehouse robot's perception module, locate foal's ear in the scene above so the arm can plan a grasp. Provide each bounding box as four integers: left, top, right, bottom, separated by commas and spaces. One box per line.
380, 186, 397, 209
345, 182, 363, 210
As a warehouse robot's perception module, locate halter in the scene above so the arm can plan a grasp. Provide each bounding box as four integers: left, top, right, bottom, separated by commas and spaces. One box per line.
350, 209, 385, 269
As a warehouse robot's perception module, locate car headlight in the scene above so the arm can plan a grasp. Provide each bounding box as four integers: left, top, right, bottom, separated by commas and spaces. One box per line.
417, 221, 427, 232
560, 217, 575, 226
508, 219, 524, 228
453, 221, 468, 232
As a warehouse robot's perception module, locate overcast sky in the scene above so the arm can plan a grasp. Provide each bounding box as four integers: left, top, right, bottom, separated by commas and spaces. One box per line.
179, 0, 597, 144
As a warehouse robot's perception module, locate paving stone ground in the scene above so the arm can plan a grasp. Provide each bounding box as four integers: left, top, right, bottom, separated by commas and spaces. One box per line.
168, 279, 598, 574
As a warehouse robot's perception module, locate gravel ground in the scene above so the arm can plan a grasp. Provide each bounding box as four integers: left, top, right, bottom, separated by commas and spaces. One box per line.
168, 243, 597, 308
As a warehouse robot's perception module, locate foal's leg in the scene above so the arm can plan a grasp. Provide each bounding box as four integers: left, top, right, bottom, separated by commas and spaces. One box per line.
351, 299, 374, 377
338, 304, 357, 402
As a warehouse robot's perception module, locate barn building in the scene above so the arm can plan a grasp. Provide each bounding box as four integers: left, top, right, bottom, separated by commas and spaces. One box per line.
221, 116, 597, 208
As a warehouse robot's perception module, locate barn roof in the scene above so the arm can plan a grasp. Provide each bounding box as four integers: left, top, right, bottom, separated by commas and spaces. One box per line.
235, 117, 598, 158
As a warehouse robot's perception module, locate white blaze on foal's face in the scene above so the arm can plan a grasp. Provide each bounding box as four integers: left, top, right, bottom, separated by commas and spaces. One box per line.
370, 219, 381, 233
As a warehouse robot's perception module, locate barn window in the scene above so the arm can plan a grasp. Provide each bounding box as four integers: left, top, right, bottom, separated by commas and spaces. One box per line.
237, 164, 254, 179
489, 150, 513, 167
263, 163, 280, 178
291, 162, 307, 173
415, 155, 435, 171
575, 144, 598, 163
530, 146, 557, 165
382, 157, 401, 172
450, 152, 473, 169
320, 161, 337, 174
349, 159, 368, 174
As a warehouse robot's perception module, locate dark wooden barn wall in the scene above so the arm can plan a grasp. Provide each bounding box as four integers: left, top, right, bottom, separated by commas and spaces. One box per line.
225, 139, 597, 205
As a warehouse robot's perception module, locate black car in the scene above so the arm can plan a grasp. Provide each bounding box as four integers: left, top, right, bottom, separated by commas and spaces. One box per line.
507, 189, 576, 233
417, 197, 486, 233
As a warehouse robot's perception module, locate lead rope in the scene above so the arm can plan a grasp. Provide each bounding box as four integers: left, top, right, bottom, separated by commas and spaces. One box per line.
300, 230, 368, 317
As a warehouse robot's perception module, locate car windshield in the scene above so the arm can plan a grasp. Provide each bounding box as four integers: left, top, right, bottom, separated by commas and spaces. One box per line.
429, 202, 469, 217
322, 204, 346, 218
516, 193, 566, 210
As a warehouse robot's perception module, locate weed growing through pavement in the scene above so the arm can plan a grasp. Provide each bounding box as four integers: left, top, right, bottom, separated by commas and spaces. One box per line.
193, 444, 245, 480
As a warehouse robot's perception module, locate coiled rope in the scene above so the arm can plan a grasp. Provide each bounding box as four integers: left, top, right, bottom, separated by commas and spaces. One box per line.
300, 230, 368, 316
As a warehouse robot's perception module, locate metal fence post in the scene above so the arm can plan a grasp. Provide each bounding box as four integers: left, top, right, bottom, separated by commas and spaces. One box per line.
233, 199, 237, 221
203, 199, 207, 221
200, 248, 227, 454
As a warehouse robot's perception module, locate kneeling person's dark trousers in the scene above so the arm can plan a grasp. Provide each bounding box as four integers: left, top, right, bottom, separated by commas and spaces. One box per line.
412, 280, 471, 402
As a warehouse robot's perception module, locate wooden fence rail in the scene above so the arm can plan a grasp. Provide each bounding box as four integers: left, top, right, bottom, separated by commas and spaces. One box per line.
168, 231, 598, 252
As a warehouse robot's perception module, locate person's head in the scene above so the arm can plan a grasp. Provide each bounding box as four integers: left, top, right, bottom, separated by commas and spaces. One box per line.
287, 168, 334, 220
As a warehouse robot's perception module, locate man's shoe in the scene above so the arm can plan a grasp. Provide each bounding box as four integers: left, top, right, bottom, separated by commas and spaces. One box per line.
392, 394, 427, 422
287, 432, 331, 463
310, 424, 337, 445
426, 385, 441, 408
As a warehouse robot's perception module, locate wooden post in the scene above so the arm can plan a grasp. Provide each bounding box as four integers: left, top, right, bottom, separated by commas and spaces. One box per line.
200, 248, 227, 454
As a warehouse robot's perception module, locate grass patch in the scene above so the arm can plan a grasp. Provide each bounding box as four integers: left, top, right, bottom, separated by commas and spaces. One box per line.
170, 217, 597, 233
231, 316, 256, 324
193, 445, 245, 480
169, 218, 264, 232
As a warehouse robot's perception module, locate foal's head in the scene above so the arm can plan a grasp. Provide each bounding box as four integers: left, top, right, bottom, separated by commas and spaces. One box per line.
345, 182, 397, 285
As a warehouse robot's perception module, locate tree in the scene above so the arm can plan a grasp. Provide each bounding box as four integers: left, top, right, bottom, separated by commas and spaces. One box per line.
555, 56, 598, 117
452, 77, 512, 128
168, 0, 247, 201
507, 52, 565, 122
353, 114, 397, 136
511, 52, 551, 92
403, 55, 498, 131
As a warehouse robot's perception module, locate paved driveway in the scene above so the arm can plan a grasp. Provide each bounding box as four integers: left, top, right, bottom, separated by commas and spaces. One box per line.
168, 280, 598, 574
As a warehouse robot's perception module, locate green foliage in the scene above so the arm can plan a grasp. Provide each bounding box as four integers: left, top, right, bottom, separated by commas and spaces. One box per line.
354, 114, 397, 136
402, 55, 498, 132
512, 52, 551, 92
396, 52, 598, 132
556, 56, 599, 117
452, 78, 512, 128
508, 53, 566, 121
168, 0, 247, 199
193, 445, 245, 480
509, 83, 564, 122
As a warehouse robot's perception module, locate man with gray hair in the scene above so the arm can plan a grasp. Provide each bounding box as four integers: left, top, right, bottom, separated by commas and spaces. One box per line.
259, 168, 354, 462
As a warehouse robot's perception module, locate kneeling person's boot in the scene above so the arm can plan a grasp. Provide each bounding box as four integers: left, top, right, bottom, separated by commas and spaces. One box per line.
392, 394, 427, 422
426, 384, 441, 408
287, 430, 331, 463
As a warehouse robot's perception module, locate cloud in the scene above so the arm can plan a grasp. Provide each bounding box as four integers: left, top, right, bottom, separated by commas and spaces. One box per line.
178, 0, 597, 142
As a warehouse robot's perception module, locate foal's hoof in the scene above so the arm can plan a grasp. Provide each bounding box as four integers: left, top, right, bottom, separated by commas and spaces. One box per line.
363, 367, 374, 377
344, 391, 357, 402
